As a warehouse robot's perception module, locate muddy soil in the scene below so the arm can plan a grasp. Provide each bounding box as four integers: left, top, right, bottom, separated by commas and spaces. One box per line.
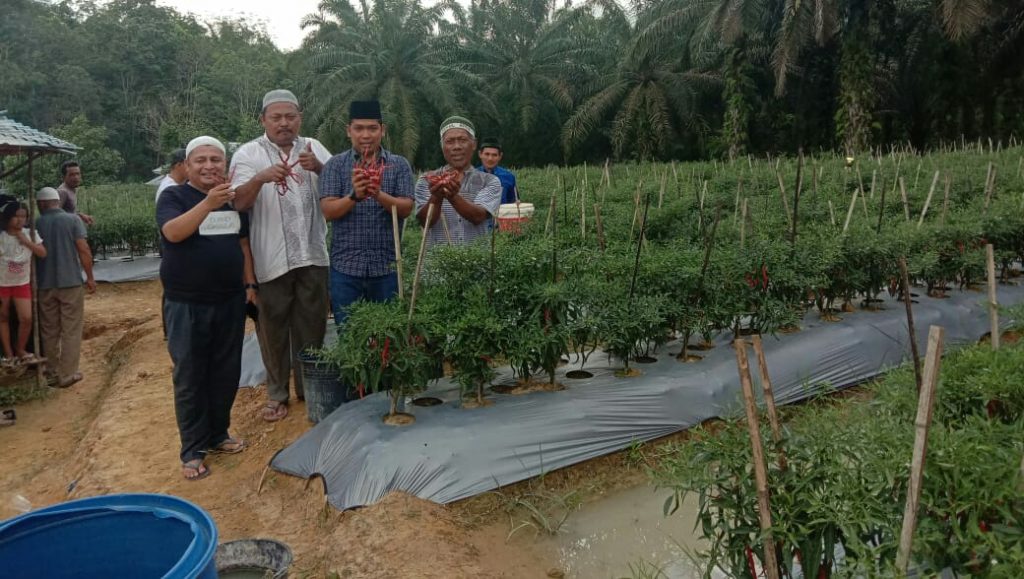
0, 281, 567, 578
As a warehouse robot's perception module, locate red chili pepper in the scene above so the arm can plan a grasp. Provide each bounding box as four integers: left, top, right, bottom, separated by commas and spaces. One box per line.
745, 273, 756, 288
762, 265, 769, 288
744, 546, 757, 578
979, 520, 990, 533
381, 337, 391, 368
275, 146, 305, 196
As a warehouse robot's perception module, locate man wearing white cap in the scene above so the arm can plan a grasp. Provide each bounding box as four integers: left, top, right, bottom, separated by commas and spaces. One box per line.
35, 186, 95, 389
230, 89, 332, 422
157, 136, 254, 481
415, 116, 502, 248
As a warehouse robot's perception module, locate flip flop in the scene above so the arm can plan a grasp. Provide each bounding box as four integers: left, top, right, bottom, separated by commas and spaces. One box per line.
208, 437, 247, 454
18, 354, 44, 366
262, 401, 288, 422
182, 459, 211, 481
0, 409, 14, 427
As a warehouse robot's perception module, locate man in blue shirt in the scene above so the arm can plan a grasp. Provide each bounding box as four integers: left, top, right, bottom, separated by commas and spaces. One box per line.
319, 100, 415, 327
477, 138, 518, 205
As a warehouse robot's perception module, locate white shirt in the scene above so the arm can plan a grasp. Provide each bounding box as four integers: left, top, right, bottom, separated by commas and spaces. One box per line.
230, 135, 332, 283
0, 228, 42, 287
155, 175, 178, 202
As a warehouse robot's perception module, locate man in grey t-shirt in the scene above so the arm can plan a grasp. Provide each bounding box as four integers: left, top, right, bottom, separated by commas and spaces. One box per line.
35, 187, 96, 388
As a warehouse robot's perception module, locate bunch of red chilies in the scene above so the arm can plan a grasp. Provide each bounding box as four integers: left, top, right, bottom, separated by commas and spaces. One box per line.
275, 148, 304, 196
424, 168, 461, 189
745, 265, 769, 290
354, 146, 387, 191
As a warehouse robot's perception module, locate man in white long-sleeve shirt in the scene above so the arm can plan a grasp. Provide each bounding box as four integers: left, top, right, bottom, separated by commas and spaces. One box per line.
229, 89, 332, 422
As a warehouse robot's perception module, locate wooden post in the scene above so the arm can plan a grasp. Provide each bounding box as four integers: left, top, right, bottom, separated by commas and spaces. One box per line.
658, 170, 666, 209
828, 199, 837, 227
776, 167, 792, 228
917, 171, 940, 227
842, 186, 859, 233
391, 206, 404, 300
899, 177, 911, 221
898, 257, 923, 392
895, 325, 946, 574
790, 153, 803, 247
987, 244, 999, 350
735, 339, 782, 579
27, 154, 43, 388
407, 204, 435, 329
984, 164, 998, 209
856, 165, 868, 217
628, 193, 652, 302
876, 168, 888, 233
580, 180, 586, 241
594, 204, 605, 253
869, 169, 877, 200
751, 335, 786, 470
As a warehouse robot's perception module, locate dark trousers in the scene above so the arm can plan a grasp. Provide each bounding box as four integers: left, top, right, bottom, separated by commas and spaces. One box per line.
257, 266, 329, 403
329, 268, 398, 327
165, 296, 245, 463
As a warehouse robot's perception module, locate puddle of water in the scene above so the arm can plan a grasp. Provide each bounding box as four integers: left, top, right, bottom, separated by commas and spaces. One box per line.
554, 485, 715, 579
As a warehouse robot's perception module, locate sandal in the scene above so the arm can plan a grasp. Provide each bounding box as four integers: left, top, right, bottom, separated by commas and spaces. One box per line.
262, 401, 288, 422
55, 373, 84, 389
18, 354, 44, 366
182, 459, 211, 481
0, 409, 14, 427
209, 437, 247, 454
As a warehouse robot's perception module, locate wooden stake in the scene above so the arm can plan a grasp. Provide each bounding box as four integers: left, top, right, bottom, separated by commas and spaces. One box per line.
869, 169, 877, 200
899, 177, 911, 221
628, 193, 652, 302
917, 171, 940, 227
407, 204, 435, 328
751, 334, 786, 470
842, 185, 859, 233
940, 174, 951, 224
580, 180, 587, 241
790, 153, 803, 247
776, 167, 792, 228
856, 165, 868, 217
740, 198, 748, 249
985, 164, 998, 209
391, 206, 404, 299
828, 199, 837, 227
895, 325, 946, 574
439, 211, 453, 245
735, 339, 782, 579
699, 180, 707, 212
987, 244, 999, 350
898, 257, 923, 392
594, 204, 605, 252
658, 170, 667, 209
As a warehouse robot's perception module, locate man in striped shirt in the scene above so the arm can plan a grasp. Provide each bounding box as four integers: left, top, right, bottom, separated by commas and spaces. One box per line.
414, 116, 502, 248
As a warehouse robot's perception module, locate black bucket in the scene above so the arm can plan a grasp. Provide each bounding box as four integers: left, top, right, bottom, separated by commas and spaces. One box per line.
299, 353, 349, 423
215, 538, 292, 578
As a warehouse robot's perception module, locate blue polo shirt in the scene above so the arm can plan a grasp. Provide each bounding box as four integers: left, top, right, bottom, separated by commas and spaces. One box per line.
478, 165, 518, 204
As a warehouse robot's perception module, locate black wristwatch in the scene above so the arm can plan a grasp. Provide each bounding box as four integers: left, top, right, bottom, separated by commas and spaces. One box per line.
245, 283, 259, 291
348, 191, 362, 202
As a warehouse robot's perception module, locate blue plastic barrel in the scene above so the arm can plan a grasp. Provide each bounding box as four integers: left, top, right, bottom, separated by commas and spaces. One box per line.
0, 493, 218, 579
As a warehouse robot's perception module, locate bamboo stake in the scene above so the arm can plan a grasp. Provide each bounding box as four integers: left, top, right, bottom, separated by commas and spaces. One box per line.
594, 204, 605, 252
699, 180, 707, 212
439, 211, 453, 245
987, 244, 999, 350
740, 198, 748, 249
917, 171, 940, 227
856, 165, 868, 217
776, 167, 792, 228
628, 193, 652, 302
899, 177, 911, 221
580, 180, 586, 241
407, 203, 435, 329
828, 199, 837, 227
842, 186, 859, 233
985, 164, 997, 209
898, 257, 923, 392
940, 174, 951, 225
790, 153, 803, 247
391, 206, 404, 299
869, 169, 877, 200
735, 340, 782, 579
658, 170, 667, 209
751, 334, 786, 470
895, 325, 946, 574
876, 170, 887, 233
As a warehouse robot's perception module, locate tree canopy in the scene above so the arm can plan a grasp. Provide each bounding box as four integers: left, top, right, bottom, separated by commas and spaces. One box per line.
1, 0, 1022, 181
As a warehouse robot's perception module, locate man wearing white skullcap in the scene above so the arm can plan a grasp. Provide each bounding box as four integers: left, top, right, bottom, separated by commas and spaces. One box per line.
415, 115, 502, 248
157, 135, 254, 480
229, 89, 332, 422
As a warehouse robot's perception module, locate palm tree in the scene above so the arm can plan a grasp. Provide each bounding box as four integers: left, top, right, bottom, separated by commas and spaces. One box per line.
441, 0, 599, 164
300, 0, 491, 165
562, 1, 717, 161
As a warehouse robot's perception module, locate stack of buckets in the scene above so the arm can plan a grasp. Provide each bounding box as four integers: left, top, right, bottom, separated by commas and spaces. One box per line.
0, 494, 219, 578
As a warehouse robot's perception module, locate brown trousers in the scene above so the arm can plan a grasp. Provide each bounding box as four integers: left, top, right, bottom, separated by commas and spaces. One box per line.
38, 286, 84, 381
257, 266, 328, 403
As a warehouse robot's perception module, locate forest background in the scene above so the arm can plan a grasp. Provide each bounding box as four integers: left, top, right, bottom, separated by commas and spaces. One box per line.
2, 0, 1023, 183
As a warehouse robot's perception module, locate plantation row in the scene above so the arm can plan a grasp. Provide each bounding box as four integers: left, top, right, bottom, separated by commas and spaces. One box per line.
655, 327, 1024, 576
320, 146, 1024, 412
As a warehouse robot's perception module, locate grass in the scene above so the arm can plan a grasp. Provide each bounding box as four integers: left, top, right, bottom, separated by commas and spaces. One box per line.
0, 375, 52, 407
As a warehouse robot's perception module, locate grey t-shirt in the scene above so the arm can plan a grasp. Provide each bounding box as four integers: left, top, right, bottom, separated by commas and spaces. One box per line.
36, 208, 86, 289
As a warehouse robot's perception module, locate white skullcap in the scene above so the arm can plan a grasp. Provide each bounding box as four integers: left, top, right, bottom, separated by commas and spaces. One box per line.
262, 89, 299, 111
37, 187, 60, 201
185, 136, 226, 158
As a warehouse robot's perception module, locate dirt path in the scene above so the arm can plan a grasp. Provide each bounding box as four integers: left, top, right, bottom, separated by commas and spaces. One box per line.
0, 280, 561, 577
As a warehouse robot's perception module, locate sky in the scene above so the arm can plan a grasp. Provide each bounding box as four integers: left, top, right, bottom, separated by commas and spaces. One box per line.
157, 0, 325, 51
